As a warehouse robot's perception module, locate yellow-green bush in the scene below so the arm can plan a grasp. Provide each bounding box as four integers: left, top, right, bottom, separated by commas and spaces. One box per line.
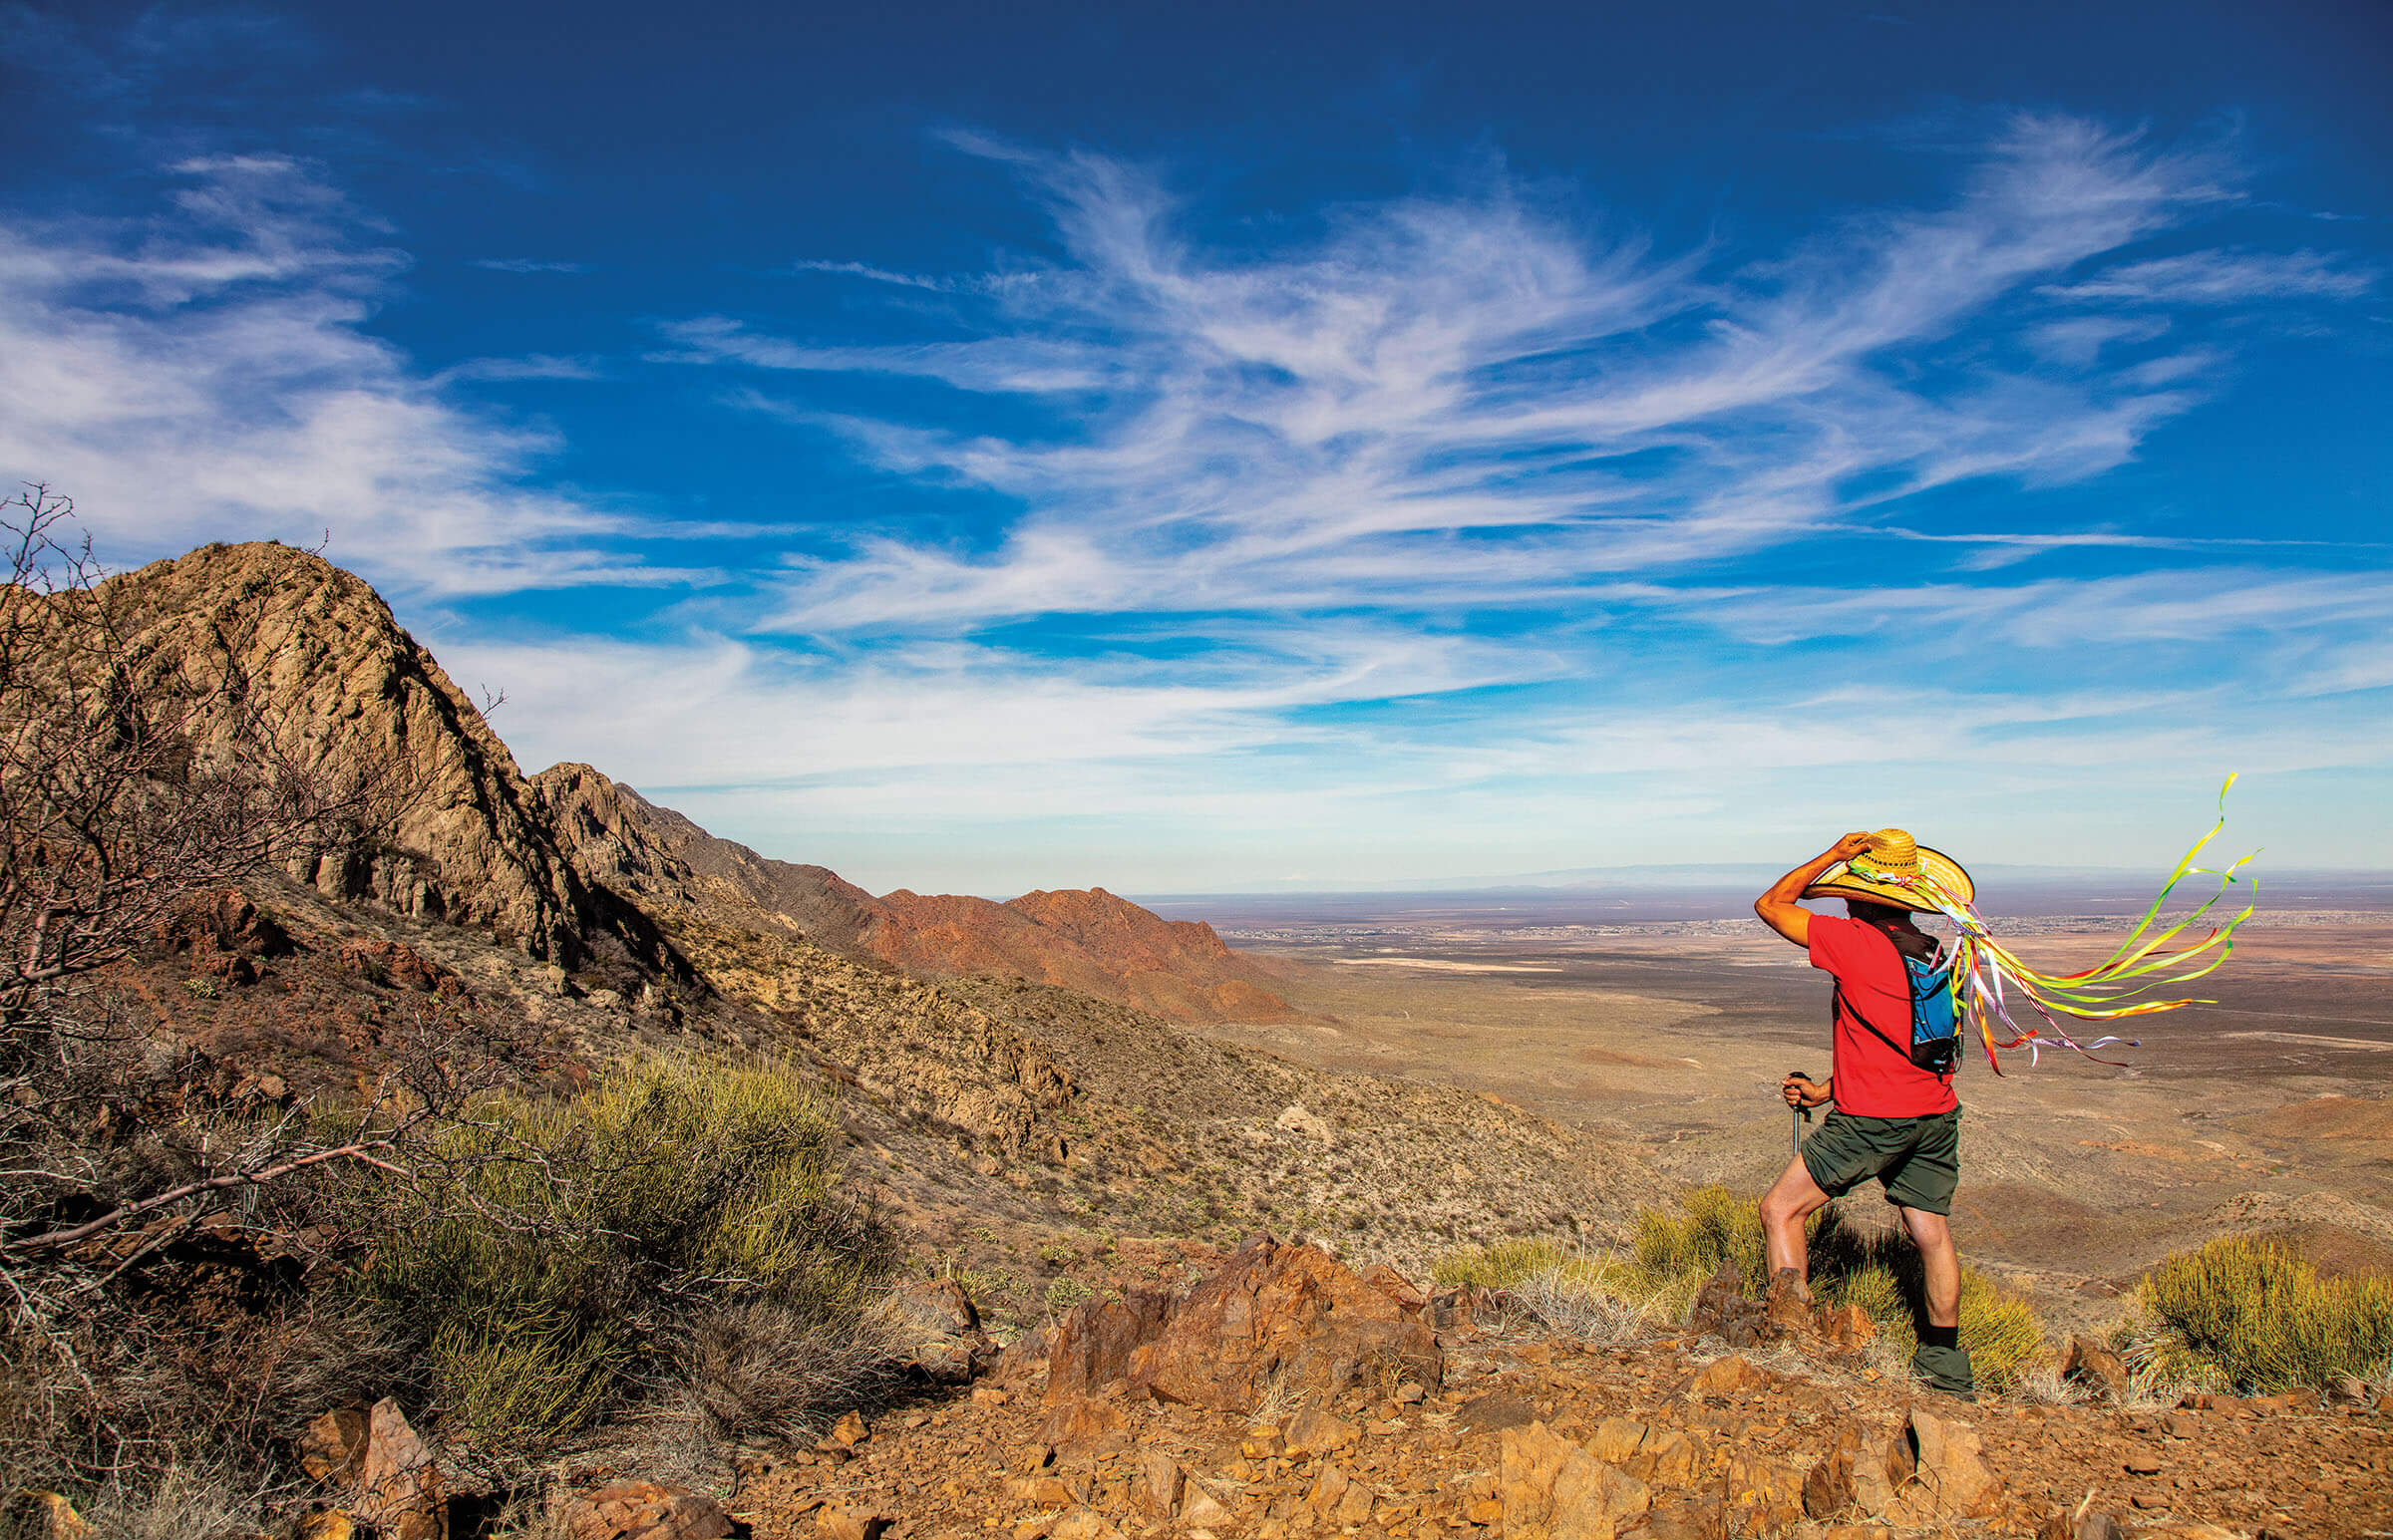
2134, 1235, 2393, 1392
1431, 1237, 1576, 1290
356, 1055, 893, 1455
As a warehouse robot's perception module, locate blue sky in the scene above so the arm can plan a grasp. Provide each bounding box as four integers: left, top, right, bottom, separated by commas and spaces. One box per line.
2, 2, 2387, 894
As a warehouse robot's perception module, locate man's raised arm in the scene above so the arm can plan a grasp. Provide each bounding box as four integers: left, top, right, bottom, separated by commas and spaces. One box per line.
1754, 831, 1876, 948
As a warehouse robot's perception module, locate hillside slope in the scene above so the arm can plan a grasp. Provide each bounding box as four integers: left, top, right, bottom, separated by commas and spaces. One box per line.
101, 540, 1645, 1324
536, 764, 1299, 1024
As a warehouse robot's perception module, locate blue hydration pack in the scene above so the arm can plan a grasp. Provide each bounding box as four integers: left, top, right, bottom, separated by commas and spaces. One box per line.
1901, 949, 1961, 1076
1858, 940, 1961, 1077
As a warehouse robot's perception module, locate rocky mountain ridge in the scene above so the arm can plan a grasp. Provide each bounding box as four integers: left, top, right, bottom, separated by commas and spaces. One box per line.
107, 539, 1640, 1298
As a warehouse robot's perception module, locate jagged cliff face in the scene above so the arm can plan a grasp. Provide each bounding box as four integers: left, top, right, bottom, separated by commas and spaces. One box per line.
106, 543, 668, 971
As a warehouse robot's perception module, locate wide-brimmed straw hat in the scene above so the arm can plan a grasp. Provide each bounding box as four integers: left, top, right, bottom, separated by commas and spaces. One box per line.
1804, 828, 1975, 914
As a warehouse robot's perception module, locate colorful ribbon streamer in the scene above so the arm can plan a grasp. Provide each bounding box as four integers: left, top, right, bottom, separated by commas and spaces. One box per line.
1862, 775, 2257, 1074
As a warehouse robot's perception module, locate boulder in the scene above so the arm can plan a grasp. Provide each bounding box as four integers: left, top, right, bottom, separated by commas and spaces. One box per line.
354, 1397, 443, 1540
1043, 1288, 1174, 1403
2062, 1335, 2131, 1402
560, 1482, 736, 1540
1762, 1269, 1814, 1337
1685, 1263, 1765, 1348
1282, 1404, 1360, 1459
893, 1277, 994, 1383
1124, 1235, 1444, 1411
299, 1404, 371, 1485
1500, 1420, 1653, 1540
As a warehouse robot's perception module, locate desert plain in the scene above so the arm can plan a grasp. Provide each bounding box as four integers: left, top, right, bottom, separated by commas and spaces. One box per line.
1157, 880, 2393, 1333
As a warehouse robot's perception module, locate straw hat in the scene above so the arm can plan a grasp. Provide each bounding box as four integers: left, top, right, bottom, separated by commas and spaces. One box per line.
1805, 828, 1975, 914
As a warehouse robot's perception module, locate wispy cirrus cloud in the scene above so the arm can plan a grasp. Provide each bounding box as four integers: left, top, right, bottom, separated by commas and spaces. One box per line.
2041, 248, 2374, 304
666, 116, 2361, 639
470, 257, 590, 273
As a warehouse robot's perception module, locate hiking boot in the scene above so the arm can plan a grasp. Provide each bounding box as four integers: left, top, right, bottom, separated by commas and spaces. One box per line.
1912, 1342, 1975, 1397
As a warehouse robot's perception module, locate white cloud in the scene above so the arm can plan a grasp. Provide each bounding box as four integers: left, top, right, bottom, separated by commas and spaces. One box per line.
669, 115, 2322, 635
470, 257, 590, 273
0, 156, 665, 595
2042, 249, 2374, 305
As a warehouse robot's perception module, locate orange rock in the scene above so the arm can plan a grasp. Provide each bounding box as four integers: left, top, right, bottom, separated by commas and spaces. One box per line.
1282, 1405, 1360, 1459
1500, 1420, 1652, 1540
353, 1398, 442, 1540
299, 1405, 371, 1485
560, 1481, 735, 1540
820, 1409, 870, 1450
1125, 1235, 1443, 1412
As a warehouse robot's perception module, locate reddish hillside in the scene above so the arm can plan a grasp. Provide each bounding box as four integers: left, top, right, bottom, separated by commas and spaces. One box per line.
863, 886, 1299, 1025
531, 768, 1300, 1026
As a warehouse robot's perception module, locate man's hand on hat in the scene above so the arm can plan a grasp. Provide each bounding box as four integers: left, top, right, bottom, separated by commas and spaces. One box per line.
1828, 831, 1875, 862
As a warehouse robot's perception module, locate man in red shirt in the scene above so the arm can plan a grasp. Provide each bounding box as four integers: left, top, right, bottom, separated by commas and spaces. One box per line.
1753, 829, 1974, 1396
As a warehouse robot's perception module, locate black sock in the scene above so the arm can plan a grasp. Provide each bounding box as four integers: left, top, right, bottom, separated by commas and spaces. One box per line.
1920, 1324, 1960, 1350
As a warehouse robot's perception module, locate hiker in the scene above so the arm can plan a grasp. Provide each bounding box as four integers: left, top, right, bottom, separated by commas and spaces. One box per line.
1752, 828, 1975, 1396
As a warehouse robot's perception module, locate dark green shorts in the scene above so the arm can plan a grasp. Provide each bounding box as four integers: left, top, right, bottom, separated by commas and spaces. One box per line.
1800, 1106, 1961, 1215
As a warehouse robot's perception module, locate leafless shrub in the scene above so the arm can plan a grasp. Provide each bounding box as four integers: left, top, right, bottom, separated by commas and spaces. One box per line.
0, 486, 449, 1505
658, 1294, 908, 1447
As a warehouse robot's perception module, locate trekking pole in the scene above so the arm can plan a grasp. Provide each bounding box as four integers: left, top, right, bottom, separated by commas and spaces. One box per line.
1788, 1069, 1818, 1155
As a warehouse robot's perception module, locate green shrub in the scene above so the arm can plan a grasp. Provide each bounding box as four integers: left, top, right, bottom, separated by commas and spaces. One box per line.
1631, 1185, 1775, 1292
1044, 1276, 1093, 1317
2134, 1235, 2393, 1393
354, 1055, 894, 1457
1432, 1237, 1574, 1290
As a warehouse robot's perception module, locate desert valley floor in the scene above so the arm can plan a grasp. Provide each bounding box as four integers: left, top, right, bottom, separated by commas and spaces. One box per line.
1148, 887, 2393, 1335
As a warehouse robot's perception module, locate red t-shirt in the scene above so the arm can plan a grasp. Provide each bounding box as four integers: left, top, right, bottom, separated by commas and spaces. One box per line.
1808, 915, 1957, 1117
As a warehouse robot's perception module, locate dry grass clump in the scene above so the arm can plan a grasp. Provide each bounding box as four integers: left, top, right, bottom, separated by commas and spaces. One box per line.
354, 1055, 900, 1465
1432, 1238, 1669, 1344
2125, 1235, 2393, 1393
1622, 1185, 2049, 1391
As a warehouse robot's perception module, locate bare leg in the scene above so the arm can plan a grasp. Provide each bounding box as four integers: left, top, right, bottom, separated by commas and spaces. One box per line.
1899, 1205, 1961, 1328
1758, 1156, 1832, 1283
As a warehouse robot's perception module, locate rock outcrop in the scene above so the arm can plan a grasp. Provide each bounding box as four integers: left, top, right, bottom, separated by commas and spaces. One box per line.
107, 543, 671, 969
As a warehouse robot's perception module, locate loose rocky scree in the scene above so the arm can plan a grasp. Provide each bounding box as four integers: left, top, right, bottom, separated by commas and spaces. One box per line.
249, 1236, 2393, 1540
